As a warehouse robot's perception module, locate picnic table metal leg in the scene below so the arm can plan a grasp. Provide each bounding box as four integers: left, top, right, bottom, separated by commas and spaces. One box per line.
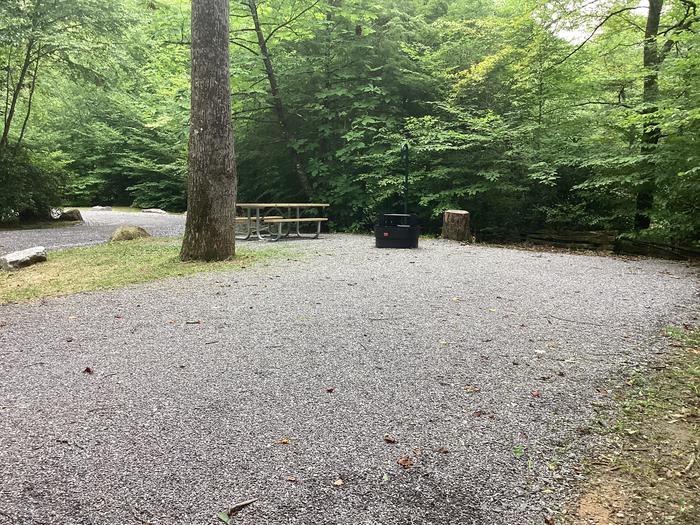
295, 207, 303, 237
314, 219, 321, 239
255, 208, 266, 241
267, 221, 283, 242
235, 207, 252, 240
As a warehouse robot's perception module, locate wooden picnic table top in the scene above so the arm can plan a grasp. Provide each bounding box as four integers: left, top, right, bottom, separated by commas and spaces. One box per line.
237, 203, 329, 208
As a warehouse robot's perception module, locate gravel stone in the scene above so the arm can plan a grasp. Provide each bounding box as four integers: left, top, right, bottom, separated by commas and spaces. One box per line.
0, 210, 185, 253
0, 234, 697, 525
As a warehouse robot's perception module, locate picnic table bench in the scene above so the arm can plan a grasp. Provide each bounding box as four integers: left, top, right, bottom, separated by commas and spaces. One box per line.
235, 203, 329, 241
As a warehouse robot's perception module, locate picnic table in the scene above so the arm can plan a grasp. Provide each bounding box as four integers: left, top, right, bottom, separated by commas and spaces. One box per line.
235, 203, 329, 241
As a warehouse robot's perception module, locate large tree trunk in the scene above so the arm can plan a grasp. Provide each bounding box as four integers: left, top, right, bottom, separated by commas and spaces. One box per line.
247, 0, 312, 198
634, 0, 663, 231
180, 0, 237, 261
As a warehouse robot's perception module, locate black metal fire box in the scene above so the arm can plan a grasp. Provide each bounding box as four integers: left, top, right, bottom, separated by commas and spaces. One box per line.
374, 143, 420, 249
375, 213, 420, 248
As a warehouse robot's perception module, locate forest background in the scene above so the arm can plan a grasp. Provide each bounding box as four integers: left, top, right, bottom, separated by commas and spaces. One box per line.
0, 0, 697, 244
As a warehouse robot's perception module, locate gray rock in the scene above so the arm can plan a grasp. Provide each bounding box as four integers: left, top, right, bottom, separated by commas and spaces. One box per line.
91, 206, 112, 211
142, 208, 167, 215
57, 209, 83, 222
0, 246, 47, 271
110, 225, 151, 242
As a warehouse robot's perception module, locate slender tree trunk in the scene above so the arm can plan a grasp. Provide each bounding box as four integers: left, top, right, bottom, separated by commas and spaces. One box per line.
634, 0, 663, 231
3, 45, 13, 129
180, 0, 237, 261
247, 0, 313, 198
16, 51, 41, 149
0, 39, 34, 149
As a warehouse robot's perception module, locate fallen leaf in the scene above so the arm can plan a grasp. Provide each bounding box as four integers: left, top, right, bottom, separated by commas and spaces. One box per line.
333, 478, 344, 486
464, 385, 481, 394
277, 437, 290, 445
286, 476, 298, 483
437, 447, 449, 454
82, 367, 93, 375
544, 516, 555, 525
397, 456, 414, 469
383, 435, 397, 444
531, 389, 541, 398
217, 511, 231, 524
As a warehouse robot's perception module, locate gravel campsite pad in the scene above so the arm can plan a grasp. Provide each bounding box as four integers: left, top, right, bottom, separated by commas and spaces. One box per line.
0, 210, 185, 254
0, 235, 697, 524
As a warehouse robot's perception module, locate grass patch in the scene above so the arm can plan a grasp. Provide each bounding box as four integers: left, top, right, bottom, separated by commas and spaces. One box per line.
0, 237, 282, 304
567, 322, 700, 524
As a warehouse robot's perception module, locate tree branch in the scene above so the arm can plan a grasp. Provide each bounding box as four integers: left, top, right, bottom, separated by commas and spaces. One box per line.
265, 0, 320, 43
548, 6, 639, 69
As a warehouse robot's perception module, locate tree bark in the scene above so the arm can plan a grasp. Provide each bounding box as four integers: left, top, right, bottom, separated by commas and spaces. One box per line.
180, 0, 237, 261
0, 39, 34, 149
442, 210, 471, 242
634, 0, 663, 231
16, 51, 41, 149
246, 0, 312, 198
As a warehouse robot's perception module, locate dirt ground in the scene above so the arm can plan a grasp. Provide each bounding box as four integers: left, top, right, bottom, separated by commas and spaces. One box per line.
566, 324, 700, 525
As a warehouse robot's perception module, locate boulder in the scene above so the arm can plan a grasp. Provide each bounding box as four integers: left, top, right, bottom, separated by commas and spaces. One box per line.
92, 205, 112, 211
1, 246, 48, 271
57, 209, 83, 222
110, 226, 151, 242
142, 208, 167, 215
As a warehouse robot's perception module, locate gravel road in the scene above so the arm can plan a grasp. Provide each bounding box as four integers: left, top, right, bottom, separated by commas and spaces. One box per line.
0, 210, 185, 254
0, 235, 697, 525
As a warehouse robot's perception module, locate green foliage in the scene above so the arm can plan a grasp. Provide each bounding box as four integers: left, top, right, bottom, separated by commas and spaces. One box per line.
0, 0, 698, 243
0, 148, 68, 222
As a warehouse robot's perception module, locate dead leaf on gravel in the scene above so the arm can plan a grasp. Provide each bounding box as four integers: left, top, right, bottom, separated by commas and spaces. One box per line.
383, 435, 397, 444
82, 367, 93, 375
277, 437, 290, 445
531, 389, 541, 398
544, 515, 555, 525
333, 478, 344, 486
437, 447, 449, 454
286, 476, 298, 482
397, 456, 414, 469
464, 385, 481, 393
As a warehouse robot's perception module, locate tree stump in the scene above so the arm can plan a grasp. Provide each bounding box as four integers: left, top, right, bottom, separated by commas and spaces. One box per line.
442, 210, 470, 242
